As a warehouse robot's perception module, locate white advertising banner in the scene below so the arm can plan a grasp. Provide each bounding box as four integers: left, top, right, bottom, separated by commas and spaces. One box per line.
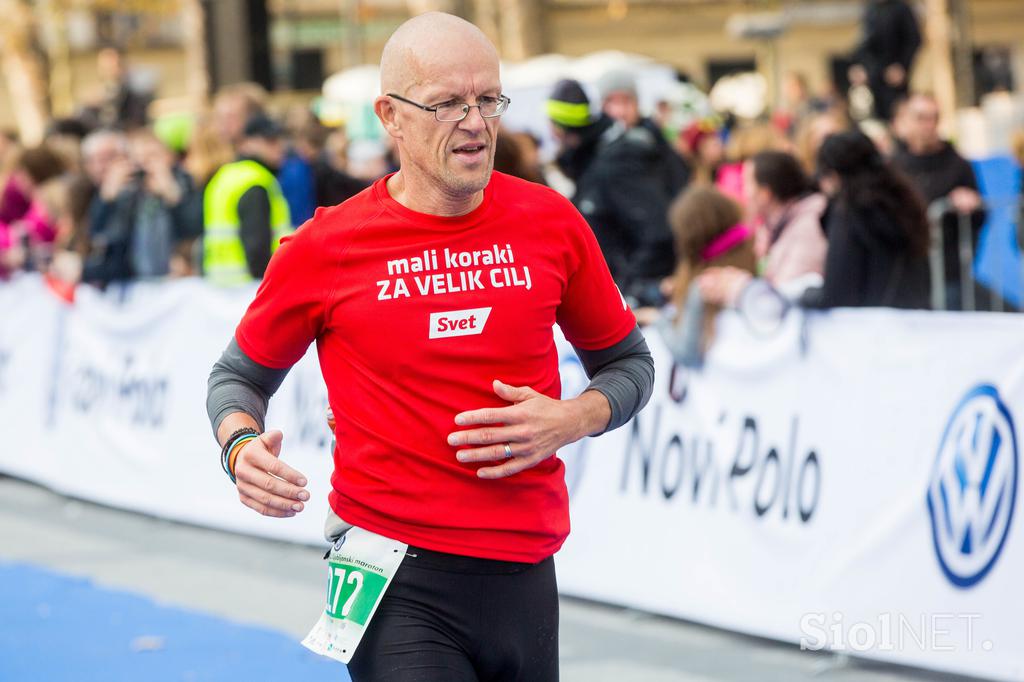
0, 275, 336, 545
1, 275, 1022, 680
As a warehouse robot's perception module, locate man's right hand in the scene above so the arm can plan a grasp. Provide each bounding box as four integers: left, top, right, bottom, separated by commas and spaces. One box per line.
233, 430, 310, 517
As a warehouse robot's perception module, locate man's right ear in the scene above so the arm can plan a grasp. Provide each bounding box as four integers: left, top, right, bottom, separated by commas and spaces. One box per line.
374, 97, 402, 139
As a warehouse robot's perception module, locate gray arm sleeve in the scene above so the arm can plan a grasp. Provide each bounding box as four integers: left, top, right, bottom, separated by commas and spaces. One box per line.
572, 325, 655, 436
206, 337, 291, 437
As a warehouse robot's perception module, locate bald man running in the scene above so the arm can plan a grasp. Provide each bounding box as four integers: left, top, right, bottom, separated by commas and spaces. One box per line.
207, 13, 653, 681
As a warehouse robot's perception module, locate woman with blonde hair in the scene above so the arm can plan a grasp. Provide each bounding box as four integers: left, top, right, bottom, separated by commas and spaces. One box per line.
176, 116, 234, 275
185, 115, 235, 188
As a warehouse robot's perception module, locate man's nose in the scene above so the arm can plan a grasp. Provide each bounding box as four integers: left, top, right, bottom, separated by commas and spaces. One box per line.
457, 105, 487, 133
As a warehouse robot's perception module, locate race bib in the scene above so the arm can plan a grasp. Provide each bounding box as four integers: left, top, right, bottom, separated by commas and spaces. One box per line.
301, 526, 407, 664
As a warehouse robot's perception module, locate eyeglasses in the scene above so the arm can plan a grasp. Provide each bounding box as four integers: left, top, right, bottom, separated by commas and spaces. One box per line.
386, 93, 511, 122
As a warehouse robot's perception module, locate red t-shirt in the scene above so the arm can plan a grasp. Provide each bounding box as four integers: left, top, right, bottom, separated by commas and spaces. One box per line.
235, 171, 636, 562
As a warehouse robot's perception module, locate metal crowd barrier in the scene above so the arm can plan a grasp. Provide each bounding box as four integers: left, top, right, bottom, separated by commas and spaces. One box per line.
927, 195, 1022, 312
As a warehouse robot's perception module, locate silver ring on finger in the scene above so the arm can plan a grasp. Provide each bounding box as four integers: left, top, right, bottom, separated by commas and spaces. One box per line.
503, 443, 514, 459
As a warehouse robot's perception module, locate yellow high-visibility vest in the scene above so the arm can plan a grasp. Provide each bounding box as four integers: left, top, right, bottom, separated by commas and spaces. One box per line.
203, 160, 292, 286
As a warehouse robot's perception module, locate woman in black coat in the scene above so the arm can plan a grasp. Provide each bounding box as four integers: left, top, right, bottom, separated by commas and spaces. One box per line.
812, 130, 931, 309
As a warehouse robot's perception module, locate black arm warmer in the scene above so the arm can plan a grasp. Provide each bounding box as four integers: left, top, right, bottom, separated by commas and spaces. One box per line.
206, 338, 290, 437
573, 325, 655, 435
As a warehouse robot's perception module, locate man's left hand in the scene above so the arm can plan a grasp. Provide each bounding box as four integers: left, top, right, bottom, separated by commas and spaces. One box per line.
448, 380, 610, 479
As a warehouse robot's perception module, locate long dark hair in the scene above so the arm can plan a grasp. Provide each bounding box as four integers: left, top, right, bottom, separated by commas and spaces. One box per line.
751, 150, 811, 202
816, 130, 929, 256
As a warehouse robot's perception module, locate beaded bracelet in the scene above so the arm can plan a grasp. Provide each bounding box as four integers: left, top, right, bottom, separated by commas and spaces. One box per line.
227, 434, 258, 481
220, 427, 260, 483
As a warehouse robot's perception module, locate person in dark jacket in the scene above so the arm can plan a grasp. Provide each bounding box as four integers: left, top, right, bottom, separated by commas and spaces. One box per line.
849, 0, 921, 121
292, 121, 368, 208
597, 69, 690, 198
809, 130, 930, 309
547, 79, 677, 307
277, 147, 316, 225
891, 93, 988, 310
82, 130, 201, 286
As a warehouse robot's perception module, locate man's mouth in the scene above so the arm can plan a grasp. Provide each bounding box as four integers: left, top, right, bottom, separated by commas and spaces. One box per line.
452, 142, 487, 156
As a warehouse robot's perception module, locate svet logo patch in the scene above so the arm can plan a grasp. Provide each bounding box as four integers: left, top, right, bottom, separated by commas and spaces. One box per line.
428, 307, 492, 339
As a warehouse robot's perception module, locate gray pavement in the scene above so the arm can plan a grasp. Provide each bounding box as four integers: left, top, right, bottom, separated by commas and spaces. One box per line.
0, 475, 980, 682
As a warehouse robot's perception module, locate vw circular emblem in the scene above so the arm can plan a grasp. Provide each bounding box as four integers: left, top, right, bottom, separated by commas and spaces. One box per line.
927, 385, 1018, 588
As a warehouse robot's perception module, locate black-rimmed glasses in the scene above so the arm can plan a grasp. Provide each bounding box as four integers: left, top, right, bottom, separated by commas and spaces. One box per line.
386, 93, 511, 122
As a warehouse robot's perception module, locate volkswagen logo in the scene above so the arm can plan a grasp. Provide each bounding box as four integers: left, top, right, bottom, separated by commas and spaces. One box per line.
927, 385, 1018, 588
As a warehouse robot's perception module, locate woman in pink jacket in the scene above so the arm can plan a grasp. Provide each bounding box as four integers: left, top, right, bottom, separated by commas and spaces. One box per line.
0, 145, 66, 277
698, 150, 828, 305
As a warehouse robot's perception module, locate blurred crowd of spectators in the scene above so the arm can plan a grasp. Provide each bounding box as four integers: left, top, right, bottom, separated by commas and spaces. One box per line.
1, 15, 1021, 342
542, 68, 1015, 331
0, 50, 378, 290
533, 0, 1021, 342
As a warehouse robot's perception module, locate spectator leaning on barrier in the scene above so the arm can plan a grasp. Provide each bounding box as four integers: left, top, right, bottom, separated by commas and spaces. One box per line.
748, 151, 828, 288
891, 92, 987, 310
696, 151, 828, 310
202, 115, 293, 286
668, 185, 756, 351
807, 130, 930, 309
547, 79, 677, 308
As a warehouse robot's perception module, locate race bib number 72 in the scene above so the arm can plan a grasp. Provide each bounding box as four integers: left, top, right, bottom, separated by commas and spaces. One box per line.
302, 527, 407, 664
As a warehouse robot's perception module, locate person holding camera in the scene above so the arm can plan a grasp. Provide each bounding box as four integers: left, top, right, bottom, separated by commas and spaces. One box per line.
80, 129, 200, 287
